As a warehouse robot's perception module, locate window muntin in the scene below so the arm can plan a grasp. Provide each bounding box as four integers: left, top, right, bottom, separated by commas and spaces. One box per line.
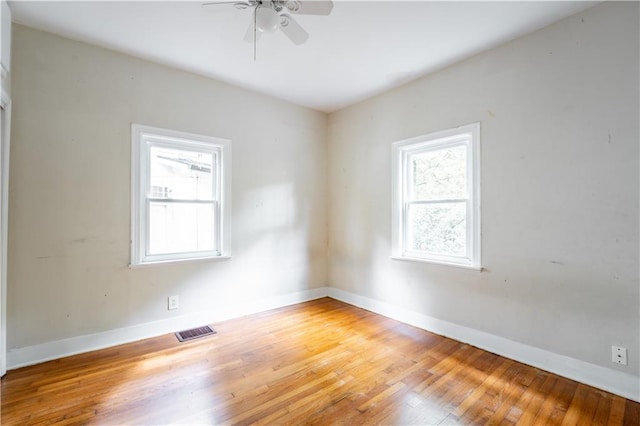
392, 123, 480, 269
131, 125, 231, 266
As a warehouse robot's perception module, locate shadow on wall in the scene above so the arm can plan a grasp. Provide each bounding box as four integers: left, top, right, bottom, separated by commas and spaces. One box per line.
233, 181, 315, 297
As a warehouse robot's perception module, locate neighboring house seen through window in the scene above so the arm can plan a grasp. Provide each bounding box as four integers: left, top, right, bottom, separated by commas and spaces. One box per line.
392, 123, 480, 269
131, 124, 231, 266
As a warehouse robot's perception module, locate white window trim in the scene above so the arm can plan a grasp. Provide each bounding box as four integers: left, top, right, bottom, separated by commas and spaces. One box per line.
391, 123, 481, 270
130, 124, 231, 267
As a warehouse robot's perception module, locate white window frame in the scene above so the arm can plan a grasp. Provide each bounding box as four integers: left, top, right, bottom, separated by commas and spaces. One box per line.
391, 123, 481, 270
131, 124, 231, 267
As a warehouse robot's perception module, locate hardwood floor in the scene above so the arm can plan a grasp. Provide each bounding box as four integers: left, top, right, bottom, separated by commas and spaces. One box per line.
1, 298, 638, 425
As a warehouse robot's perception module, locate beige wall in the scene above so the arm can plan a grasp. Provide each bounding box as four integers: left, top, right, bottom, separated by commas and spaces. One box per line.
328, 1, 639, 375
9, 24, 327, 349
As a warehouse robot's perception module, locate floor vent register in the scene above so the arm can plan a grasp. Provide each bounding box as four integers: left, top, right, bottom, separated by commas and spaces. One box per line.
175, 325, 217, 342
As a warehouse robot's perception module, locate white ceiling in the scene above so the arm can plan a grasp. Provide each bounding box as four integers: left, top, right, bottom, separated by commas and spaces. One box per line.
9, 0, 597, 112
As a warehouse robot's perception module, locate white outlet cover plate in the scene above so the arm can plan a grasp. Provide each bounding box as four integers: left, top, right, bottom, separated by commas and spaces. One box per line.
168, 296, 179, 310
612, 346, 627, 365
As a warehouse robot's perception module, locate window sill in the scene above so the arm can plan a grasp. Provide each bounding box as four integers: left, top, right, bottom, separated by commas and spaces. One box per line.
390, 255, 482, 271
129, 255, 231, 269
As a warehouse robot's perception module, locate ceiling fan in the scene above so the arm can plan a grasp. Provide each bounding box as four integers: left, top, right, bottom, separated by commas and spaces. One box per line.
203, 0, 333, 57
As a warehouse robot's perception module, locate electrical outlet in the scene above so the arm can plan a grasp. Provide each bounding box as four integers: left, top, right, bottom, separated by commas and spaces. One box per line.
612, 346, 627, 365
168, 295, 179, 311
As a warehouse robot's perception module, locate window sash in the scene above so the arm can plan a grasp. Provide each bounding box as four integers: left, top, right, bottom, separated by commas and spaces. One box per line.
402, 200, 470, 260
407, 143, 468, 203
402, 142, 472, 260
144, 199, 220, 261
146, 140, 219, 202
143, 139, 220, 258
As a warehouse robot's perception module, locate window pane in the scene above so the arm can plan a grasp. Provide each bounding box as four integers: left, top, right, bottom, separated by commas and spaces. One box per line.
411, 145, 466, 201
150, 146, 214, 200
407, 202, 466, 256
148, 202, 215, 255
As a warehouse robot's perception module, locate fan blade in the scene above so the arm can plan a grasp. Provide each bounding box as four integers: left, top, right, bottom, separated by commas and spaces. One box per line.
287, 0, 333, 15
279, 14, 308, 45
203, 1, 240, 5
202, 1, 255, 8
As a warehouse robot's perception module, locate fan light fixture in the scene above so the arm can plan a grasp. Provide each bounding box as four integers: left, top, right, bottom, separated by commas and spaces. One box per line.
203, 0, 334, 60
255, 5, 279, 33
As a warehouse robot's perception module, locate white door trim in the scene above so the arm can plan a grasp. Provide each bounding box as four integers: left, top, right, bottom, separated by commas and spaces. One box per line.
1, 88, 12, 377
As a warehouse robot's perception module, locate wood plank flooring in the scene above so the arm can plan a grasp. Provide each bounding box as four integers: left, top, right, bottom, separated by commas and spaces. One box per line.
1, 298, 638, 425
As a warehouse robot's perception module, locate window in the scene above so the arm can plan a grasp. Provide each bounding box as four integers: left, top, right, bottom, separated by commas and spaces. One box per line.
131, 124, 231, 266
392, 123, 480, 269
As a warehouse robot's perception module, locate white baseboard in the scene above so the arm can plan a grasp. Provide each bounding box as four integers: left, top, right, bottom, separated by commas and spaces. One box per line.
7, 286, 639, 402
7, 287, 329, 370
327, 287, 640, 402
